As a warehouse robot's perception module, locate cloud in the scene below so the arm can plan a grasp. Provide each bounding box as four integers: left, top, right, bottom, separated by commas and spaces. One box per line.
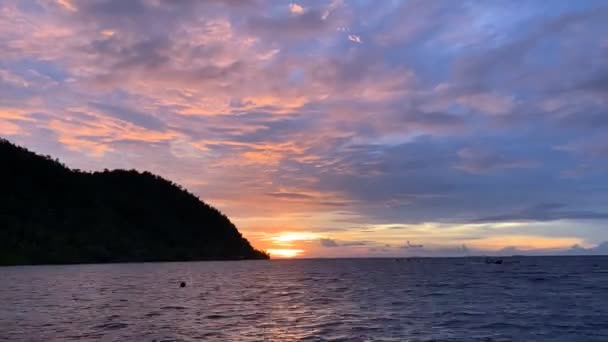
566, 242, 608, 255
348, 34, 362, 43
373, 0, 447, 46
341, 241, 368, 247
248, 9, 332, 39
319, 238, 368, 248
289, 3, 304, 14
89, 102, 166, 131
557, 136, 608, 158
320, 238, 339, 247
81, 0, 148, 16
57, 0, 78, 12
266, 192, 315, 200
398, 244, 470, 257
456, 147, 537, 174
0, 120, 24, 135
473, 203, 608, 223
402, 111, 465, 132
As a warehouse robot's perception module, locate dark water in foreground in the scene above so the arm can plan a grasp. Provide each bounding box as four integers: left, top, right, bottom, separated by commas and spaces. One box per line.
1, 257, 608, 341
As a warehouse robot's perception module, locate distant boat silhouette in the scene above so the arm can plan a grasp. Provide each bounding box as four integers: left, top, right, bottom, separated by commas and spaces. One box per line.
405, 241, 424, 248
485, 258, 503, 265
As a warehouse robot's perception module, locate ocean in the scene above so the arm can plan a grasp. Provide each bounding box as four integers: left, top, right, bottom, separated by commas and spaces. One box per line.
1, 257, 607, 341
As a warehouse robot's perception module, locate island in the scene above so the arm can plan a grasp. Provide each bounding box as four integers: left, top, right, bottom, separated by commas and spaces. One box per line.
0, 138, 269, 265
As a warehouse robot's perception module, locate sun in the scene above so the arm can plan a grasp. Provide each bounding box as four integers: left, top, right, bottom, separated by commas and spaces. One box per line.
267, 249, 304, 258
261, 231, 319, 258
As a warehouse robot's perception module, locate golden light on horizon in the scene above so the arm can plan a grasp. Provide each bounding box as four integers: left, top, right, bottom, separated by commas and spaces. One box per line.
270, 232, 320, 244
260, 232, 321, 257
467, 235, 582, 250
267, 249, 304, 258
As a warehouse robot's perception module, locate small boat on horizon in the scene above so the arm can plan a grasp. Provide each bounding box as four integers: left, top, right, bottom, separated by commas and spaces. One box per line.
485, 257, 504, 265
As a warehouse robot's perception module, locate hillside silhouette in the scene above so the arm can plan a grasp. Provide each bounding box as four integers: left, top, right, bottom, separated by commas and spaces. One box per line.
0, 138, 269, 265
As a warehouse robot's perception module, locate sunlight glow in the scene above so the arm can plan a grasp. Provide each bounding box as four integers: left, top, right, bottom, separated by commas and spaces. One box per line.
267, 249, 304, 258
269, 232, 321, 244
468, 235, 582, 250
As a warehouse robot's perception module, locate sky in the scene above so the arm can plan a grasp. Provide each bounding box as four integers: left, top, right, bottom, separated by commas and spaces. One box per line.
1, 0, 608, 258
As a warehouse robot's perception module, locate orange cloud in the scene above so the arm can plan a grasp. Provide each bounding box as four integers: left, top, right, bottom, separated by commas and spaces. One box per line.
289, 3, 305, 14
0, 108, 31, 121
44, 108, 178, 157
100, 30, 116, 37
56, 0, 77, 12
241, 95, 309, 112
193, 140, 307, 167
466, 235, 582, 251
57, 136, 112, 157
0, 120, 23, 135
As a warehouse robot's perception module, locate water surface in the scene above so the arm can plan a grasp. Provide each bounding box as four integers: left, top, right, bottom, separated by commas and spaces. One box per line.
1, 257, 608, 341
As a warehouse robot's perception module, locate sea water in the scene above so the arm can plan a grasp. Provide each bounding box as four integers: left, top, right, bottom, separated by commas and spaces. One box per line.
1, 257, 607, 341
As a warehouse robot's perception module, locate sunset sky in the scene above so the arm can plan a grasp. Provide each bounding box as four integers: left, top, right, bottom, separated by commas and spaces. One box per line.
1, 0, 608, 257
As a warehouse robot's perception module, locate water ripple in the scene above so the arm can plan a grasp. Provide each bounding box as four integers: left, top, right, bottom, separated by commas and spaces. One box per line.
1, 257, 608, 341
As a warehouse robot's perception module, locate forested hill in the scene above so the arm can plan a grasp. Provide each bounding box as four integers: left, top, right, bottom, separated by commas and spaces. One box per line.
0, 138, 269, 265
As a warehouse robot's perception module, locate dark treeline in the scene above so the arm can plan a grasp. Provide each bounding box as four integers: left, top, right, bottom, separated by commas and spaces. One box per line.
0, 138, 269, 265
